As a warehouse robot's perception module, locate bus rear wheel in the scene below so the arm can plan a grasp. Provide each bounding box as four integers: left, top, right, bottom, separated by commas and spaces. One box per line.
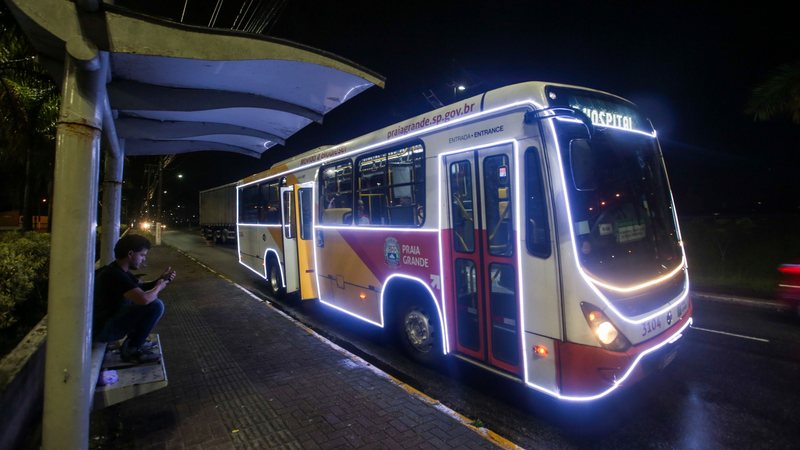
397, 301, 441, 365
266, 256, 284, 297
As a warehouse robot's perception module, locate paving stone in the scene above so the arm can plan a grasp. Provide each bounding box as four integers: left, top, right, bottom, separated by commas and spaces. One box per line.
90, 245, 498, 449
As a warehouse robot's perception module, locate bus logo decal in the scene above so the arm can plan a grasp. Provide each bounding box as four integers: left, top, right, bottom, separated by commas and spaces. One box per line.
384, 237, 400, 267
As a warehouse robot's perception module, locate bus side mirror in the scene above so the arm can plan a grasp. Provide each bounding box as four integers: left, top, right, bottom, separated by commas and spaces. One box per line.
570, 139, 596, 191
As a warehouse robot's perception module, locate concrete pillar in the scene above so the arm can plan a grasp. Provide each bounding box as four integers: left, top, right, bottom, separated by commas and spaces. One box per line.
42, 41, 105, 450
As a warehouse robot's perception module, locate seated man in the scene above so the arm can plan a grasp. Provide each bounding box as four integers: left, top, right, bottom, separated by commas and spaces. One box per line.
93, 234, 176, 364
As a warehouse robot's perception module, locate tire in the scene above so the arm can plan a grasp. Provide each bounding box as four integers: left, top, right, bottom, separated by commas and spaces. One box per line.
266, 255, 285, 297
396, 299, 442, 365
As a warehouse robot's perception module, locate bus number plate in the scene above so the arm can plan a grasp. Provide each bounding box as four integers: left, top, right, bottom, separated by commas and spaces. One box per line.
641, 317, 662, 337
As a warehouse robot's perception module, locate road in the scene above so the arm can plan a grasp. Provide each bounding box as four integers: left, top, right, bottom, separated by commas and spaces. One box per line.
162, 229, 800, 449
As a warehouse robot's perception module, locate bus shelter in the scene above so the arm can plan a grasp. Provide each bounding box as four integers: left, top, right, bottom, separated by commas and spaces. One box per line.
4, 1, 384, 448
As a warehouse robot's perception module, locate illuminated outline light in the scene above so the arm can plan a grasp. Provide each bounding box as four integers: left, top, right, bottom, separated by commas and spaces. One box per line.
236, 186, 242, 264
265, 248, 286, 288
236, 245, 286, 288
380, 273, 449, 355
509, 119, 687, 400
547, 119, 689, 325
234, 91, 681, 399
437, 139, 521, 357
236, 99, 548, 190
316, 225, 437, 233
548, 317, 692, 402
308, 170, 385, 329
237, 223, 281, 228
553, 116, 658, 139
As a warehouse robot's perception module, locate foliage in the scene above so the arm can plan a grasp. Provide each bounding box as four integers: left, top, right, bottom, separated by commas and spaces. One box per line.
746, 61, 800, 124
0, 231, 49, 329
0, 5, 59, 223
681, 214, 800, 297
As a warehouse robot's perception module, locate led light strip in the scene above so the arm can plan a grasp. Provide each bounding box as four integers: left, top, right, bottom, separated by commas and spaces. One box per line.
547, 119, 689, 325
237, 99, 547, 190
315, 225, 437, 233
539, 317, 693, 402
234, 91, 680, 399
437, 139, 520, 358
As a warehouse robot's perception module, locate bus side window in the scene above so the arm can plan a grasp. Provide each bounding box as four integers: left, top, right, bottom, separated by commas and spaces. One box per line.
484, 155, 513, 257
525, 147, 551, 258
319, 160, 353, 225
355, 143, 425, 227
238, 184, 260, 223
299, 188, 313, 240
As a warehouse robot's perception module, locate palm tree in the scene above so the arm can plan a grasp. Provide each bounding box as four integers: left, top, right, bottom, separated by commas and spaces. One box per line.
0, 6, 59, 230
746, 61, 800, 124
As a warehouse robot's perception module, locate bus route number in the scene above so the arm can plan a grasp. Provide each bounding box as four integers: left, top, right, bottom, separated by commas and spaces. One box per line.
641, 317, 662, 337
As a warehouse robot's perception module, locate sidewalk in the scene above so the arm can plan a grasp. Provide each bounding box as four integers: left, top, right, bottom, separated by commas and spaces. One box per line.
90, 245, 500, 449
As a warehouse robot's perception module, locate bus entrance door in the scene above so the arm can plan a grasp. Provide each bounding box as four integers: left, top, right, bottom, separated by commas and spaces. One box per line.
445, 144, 521, 375
280, 186, 299, 293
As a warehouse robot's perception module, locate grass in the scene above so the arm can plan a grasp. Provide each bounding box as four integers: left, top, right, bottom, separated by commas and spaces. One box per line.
680, 213, 800, 298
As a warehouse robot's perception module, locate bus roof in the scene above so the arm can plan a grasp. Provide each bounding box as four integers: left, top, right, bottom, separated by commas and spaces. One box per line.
240, 81, 638, 184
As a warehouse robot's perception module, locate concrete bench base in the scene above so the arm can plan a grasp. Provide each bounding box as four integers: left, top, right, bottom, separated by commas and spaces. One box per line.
92, 334, 168, 410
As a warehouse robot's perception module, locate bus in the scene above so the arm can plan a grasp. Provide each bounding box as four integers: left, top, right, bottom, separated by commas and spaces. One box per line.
235, 81, 692, 401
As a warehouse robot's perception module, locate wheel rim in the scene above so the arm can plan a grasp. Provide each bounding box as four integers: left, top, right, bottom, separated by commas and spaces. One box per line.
404, 309, 433, 352
268, 265, 280, 292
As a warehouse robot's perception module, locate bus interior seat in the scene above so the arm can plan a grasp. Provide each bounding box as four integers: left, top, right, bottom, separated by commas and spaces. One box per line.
389, 206, 414, 225
323, 207, 352, 224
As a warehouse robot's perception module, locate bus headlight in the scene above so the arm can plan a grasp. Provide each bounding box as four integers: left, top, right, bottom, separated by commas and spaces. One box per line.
595, 320, 618, 345
580, 302, 630, 351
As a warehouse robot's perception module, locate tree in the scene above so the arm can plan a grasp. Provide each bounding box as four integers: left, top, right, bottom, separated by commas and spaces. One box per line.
0, 5, 59, 230
746, 61, 800, 124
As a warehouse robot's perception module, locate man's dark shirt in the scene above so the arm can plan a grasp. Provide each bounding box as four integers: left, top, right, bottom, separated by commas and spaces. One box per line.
93, 262, 140, 333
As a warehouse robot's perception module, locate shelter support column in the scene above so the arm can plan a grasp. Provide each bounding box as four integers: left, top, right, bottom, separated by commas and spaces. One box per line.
99, 139, 124, 266
42, 44, 105, 450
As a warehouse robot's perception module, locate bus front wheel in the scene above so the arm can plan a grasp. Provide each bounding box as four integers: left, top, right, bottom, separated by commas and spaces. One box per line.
397, 300, 441, 365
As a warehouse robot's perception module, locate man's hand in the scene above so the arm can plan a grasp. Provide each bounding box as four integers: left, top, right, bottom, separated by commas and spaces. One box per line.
160, 266, 177, 283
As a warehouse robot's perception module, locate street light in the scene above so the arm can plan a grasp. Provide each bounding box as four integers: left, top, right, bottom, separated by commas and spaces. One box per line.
452, 82, 467, 99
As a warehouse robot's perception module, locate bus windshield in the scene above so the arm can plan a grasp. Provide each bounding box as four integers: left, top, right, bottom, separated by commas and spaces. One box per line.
555, 120, 682, 285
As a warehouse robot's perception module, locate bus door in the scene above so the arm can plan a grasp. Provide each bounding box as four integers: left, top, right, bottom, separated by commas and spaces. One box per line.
296, 182, 317, 299
445, 143, 521, 374
280, 186, 299, 293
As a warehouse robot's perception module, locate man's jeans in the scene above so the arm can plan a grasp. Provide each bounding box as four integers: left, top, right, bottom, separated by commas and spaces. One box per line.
95, 299, 165, 348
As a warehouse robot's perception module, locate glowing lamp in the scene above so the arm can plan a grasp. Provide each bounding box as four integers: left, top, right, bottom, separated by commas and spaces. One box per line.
778, 264, 800, 275
533, 344, 549, 358
580, 302, 631, 351
359, 292, 367, 300
595, 321, 619, 345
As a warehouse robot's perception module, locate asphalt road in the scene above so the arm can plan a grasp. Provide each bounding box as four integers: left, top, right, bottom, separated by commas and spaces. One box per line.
161, 229, 800, 449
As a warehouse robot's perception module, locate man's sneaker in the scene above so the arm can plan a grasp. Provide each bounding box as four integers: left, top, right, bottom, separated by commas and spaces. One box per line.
140, 339, 159, 351
120, 346, 160, 364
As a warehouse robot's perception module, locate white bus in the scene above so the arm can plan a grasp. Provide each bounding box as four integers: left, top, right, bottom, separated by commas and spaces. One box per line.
235, 81, 692, 401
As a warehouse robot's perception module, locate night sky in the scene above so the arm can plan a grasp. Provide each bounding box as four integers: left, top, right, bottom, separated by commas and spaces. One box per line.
121, 1, 800, 217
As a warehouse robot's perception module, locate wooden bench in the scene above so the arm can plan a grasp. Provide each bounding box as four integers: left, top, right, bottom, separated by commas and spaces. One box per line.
89, 334, 168, 410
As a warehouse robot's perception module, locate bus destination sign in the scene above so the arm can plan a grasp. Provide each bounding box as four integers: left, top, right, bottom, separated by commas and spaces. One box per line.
545, 86, 651, 133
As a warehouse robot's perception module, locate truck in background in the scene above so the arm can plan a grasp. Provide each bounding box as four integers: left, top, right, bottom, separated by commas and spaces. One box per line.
199, 182, 237, 244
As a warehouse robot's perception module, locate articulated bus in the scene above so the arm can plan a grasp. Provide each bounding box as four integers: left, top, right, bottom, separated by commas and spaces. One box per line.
235, 81, 692, 401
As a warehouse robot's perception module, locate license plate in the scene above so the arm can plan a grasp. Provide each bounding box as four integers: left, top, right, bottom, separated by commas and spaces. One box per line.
658, 348, 678, 370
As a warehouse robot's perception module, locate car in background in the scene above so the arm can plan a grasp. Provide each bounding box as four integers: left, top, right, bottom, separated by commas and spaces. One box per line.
777, 261, 800, 317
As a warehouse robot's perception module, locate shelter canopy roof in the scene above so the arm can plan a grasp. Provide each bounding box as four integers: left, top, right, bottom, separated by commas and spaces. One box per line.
7, 0, 385, 158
